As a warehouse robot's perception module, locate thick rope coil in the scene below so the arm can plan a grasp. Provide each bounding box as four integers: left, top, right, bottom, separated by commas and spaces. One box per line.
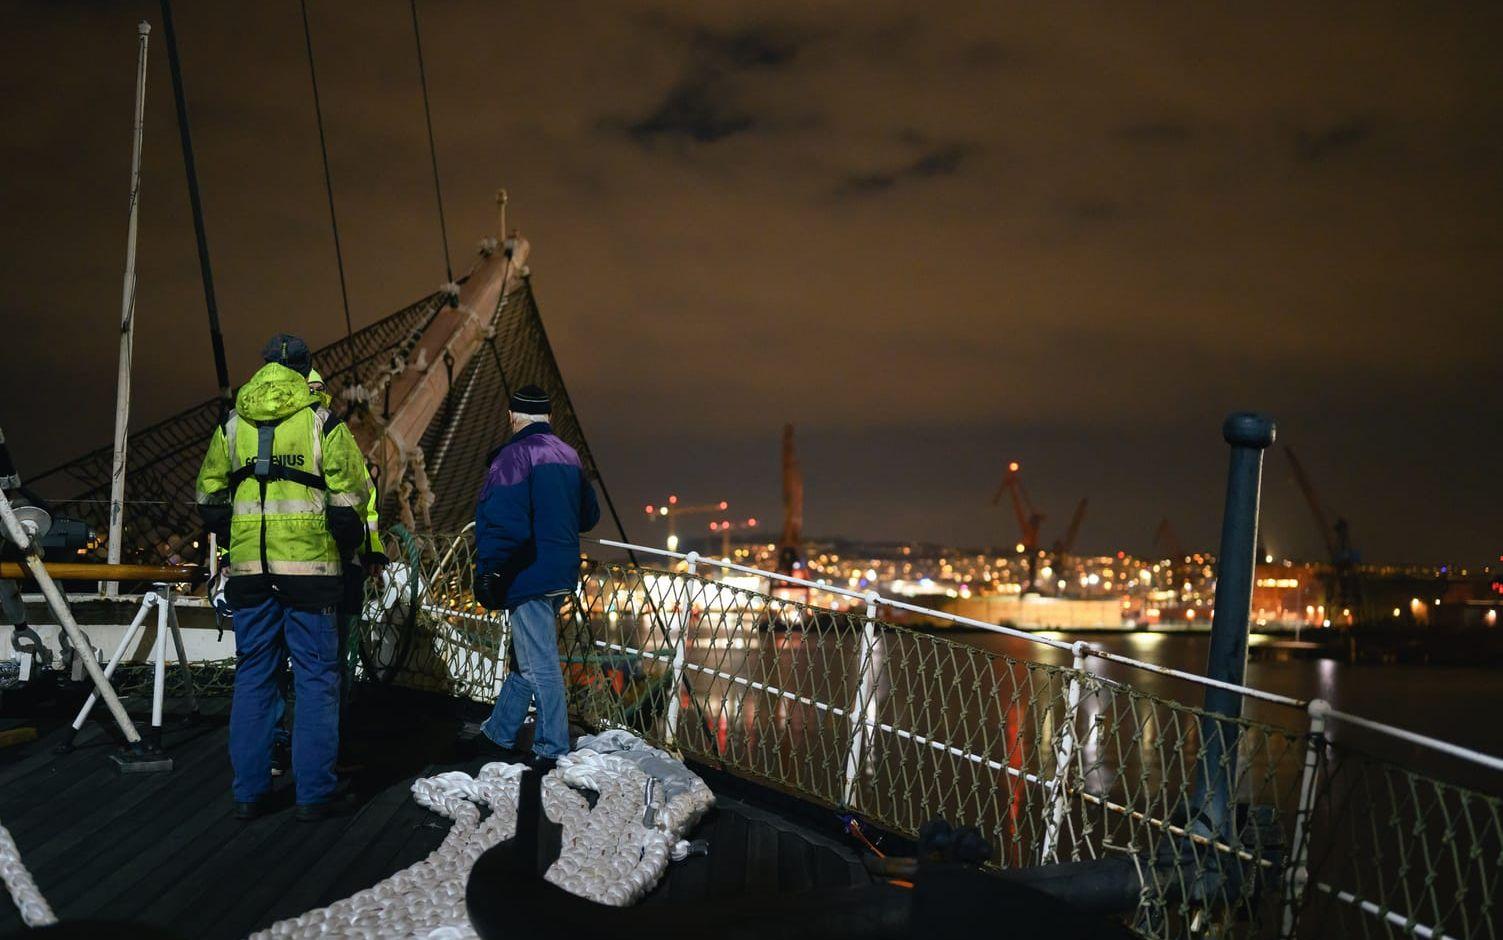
541, 743, 715, 907
0, 818, 57, 928
252, 761, 526, 939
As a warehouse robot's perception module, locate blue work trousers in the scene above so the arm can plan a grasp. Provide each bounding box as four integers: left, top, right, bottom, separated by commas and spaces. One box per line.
482, 595, 570, 758
231, 595, 340, 804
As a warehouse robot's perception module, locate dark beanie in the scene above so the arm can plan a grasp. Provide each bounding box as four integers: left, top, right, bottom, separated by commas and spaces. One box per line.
261, 333, 312, 377
509, 385, 551, 414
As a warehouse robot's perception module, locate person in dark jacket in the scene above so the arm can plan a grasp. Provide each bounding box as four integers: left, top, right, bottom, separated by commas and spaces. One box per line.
474, 385, 599, 764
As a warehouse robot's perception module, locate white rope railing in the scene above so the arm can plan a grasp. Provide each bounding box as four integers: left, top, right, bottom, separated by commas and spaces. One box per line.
589, 537, 1503, 773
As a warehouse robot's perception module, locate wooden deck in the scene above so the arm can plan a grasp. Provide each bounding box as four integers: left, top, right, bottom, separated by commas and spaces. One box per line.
0, 689, 870, 939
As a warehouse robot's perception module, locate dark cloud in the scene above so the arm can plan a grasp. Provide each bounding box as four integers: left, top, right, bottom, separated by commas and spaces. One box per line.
836, 142, 974, 197
3, 1, 1501, 564
615, 23, 806, 146
1295, 117, 1374, 162
622, 82, 757, 144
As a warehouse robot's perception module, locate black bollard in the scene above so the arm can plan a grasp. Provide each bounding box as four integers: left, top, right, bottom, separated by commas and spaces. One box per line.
1192, 412, 1275, 848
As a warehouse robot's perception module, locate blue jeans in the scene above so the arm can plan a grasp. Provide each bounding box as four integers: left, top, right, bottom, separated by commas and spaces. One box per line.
230, 595, 340, 804
483, 595, 569, 758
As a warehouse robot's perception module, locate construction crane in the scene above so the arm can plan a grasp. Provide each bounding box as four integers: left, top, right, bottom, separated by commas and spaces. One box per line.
993, 461, 1044, 593
1152, 517, 1184, 561
1052, 498, 1089, 557
1283, 447, 1363, 622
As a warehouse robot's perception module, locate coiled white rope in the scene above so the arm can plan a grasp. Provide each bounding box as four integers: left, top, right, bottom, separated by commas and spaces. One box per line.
0, 817, 56, 928
542, 744, 714, 907
255, 733, 712, 937
253, 761, 526, 939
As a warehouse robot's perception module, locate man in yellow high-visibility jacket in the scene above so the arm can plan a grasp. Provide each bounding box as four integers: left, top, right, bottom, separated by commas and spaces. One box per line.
195, 334, 370, 821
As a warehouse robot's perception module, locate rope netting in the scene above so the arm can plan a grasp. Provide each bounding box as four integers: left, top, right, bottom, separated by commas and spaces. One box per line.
23, 269, 616, 566
64, 529, 1501, 939
365, 532, 1500, 940
24, 289, 445, 568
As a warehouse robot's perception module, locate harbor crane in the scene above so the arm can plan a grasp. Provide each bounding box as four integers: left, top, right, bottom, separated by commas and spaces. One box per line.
1052, 498, 1089, 559
993, 461, 1087, 595
993, 461, 1044, 592
1152, 517, 1184, 561
1283, 447, 1364, 623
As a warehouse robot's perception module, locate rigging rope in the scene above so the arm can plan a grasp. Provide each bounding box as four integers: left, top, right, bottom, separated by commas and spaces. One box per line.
409, 0, 454, 286
298, 0, 357, 376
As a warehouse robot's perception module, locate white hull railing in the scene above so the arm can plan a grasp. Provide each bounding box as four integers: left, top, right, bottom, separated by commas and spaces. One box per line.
566, 538, 1501, 940
382, 529, 1499, 939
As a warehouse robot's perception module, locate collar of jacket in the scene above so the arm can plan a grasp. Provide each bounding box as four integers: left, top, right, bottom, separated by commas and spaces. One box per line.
488, 421, 553, 463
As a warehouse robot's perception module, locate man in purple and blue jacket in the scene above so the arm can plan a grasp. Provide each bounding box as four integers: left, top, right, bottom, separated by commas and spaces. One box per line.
474, 385, 600, 765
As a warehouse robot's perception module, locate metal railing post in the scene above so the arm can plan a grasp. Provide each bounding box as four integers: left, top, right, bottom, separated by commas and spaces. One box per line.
665, 551, 697, 746
1042, 640, 1091, 862
1192, 412, 1276, 846
1280, 698, 1329, 939
841, 591, 881, 807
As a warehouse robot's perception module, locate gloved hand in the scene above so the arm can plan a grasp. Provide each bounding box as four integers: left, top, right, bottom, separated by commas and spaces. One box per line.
362, 550, 388, 581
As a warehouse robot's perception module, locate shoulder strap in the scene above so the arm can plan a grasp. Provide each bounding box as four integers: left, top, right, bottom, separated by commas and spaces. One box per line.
224, 408, 329, 491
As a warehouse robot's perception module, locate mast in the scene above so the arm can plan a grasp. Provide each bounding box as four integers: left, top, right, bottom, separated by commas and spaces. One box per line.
105, 21, 152, 596
159, 0, 231, 412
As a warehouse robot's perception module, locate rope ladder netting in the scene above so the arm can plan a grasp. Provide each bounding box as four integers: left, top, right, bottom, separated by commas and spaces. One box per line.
24, 272, 609, 567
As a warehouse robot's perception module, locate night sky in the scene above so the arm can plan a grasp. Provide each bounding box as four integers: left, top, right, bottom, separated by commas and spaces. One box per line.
3, 2, 1499, 564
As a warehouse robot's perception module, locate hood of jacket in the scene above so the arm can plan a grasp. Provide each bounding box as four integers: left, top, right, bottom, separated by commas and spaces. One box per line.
236, 362, 320, 423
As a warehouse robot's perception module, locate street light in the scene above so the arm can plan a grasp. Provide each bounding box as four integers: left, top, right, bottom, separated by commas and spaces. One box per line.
710, 517, 759, 559
644, 494, 731, 550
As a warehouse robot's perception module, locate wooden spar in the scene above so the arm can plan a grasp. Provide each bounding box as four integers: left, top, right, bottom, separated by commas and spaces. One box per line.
106, 21, 152, 598
0, 562, 203, 584
351, 236, 529, 504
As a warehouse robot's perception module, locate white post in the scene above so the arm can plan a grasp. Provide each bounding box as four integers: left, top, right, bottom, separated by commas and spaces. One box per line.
665, 551, 697, 745
166, 586, 197, 714
105, 20, 152, 597
69, 594, 154, 733
150, 584, 170, 730
1042, 640, 1091, 862
841, 591, 881, 807
1281, 698, 1329, 938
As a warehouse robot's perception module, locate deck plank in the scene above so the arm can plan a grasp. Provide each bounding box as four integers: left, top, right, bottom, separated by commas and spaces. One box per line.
1, 693, 874, 938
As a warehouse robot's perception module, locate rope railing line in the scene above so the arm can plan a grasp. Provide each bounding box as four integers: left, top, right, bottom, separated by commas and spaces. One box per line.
592, 538, 1074, 650
1320, 706, 1503, 774
589, 637, 1049, 789
590, 538, 1503, 774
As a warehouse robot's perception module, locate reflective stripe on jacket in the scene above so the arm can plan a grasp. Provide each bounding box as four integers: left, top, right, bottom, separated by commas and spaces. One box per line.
195, 362, 370, 609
